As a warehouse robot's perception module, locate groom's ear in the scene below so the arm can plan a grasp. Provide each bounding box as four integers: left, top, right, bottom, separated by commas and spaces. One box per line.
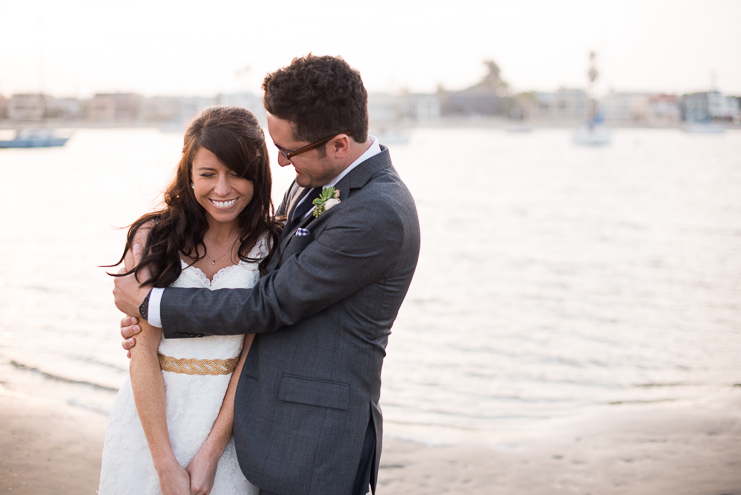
328, 134, 351, 160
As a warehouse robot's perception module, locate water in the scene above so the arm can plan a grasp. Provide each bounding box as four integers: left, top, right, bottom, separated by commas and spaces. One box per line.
1, 127, 740, 443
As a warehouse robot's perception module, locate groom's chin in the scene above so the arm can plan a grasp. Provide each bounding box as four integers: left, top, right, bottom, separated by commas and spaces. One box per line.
294, 175, 317, 189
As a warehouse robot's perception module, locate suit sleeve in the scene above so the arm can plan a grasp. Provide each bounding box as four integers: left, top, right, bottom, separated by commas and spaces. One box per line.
160, 198, 405, 338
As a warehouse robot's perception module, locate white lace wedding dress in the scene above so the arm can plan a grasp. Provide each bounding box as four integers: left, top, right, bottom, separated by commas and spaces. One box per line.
99, 252, 264, 495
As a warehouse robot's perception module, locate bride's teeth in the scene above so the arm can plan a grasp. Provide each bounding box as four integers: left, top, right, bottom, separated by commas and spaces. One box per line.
213, 199, 236, 208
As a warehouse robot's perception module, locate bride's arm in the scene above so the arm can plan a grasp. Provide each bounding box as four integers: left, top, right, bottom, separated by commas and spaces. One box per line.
124, 226, 191, 495
129, 321, 191, 495
187, 333, 255, 495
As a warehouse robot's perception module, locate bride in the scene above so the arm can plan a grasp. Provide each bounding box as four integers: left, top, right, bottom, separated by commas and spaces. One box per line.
99, 106, 281, 495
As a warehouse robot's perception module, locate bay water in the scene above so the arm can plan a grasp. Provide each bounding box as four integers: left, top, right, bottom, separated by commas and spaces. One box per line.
1, 126, 739, 444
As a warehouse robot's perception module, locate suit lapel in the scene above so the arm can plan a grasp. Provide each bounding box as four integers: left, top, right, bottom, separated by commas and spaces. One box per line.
333, 145, 392, 201
270, 146, 394, 270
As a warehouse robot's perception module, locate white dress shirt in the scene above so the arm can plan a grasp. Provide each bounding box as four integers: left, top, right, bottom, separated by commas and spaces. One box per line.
146, 136, 381, 328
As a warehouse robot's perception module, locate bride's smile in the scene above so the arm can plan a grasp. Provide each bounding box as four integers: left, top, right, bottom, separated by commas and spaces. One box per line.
210, 198, 238, 210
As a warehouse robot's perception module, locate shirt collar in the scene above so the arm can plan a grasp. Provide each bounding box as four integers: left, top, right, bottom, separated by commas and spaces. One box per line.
294, 136, 382, 211
324, 135, 381, 188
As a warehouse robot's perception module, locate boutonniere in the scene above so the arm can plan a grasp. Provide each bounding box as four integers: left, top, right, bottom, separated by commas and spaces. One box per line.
312, 187, 341, 218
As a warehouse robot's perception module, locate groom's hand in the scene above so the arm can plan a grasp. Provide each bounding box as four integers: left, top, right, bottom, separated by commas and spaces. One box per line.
112, 244, 151, 318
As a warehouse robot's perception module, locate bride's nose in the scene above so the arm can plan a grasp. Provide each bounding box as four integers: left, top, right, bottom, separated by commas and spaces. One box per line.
214, 174, 230, 196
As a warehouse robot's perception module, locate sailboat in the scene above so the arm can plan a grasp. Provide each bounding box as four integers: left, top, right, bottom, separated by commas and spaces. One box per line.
0, 22, 71, 149
572, 52, 611, 146
0, 127, 69, 148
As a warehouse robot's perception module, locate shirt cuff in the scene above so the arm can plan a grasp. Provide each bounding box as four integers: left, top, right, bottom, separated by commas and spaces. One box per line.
147, 287, 164, 328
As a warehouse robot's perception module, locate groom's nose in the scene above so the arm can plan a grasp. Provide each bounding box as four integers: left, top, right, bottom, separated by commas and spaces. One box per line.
277, 152, 293, 167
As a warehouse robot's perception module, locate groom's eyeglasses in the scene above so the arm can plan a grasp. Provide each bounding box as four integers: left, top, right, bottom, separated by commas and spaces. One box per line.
276, 131, 354, 161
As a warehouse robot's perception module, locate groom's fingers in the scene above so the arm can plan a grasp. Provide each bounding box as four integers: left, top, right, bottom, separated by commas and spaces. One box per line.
132, 243, 154, 282
132, 243, 143, 264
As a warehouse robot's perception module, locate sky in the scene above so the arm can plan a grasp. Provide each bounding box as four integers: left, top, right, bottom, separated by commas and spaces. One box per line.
1, 0, 740, 98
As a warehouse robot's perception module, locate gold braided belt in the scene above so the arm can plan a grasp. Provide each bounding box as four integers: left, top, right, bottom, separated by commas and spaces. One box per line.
158, 353, 239, 376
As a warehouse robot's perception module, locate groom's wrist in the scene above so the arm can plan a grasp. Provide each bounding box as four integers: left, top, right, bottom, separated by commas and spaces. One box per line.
139, 289, 152, 320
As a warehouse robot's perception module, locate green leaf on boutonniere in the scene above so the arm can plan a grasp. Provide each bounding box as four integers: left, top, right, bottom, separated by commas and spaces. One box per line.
312, 186, 341, 218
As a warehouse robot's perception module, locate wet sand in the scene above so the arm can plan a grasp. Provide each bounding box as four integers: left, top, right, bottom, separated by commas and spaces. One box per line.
379, 389, 741, 494
2, 384, 740, 494
0, 387, 108, 494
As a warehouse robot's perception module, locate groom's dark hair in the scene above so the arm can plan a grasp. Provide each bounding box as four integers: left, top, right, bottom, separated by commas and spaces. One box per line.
262, 54, 369, 145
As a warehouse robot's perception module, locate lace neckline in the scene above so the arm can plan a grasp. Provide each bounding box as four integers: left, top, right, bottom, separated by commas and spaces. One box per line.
180, 258, 251, 287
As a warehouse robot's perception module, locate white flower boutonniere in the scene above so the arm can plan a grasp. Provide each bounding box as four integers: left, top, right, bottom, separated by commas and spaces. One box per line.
312, 187, 341, 218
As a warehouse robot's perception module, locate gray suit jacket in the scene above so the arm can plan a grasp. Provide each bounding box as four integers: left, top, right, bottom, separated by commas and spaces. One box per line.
160, 146, 420, 495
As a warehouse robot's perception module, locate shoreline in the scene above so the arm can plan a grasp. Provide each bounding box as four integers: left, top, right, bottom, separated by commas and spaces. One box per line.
2, 384, 740, 494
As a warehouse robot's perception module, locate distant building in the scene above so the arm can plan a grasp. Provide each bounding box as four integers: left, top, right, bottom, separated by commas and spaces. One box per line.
439, 60, 513, 118
646, 94, 681, 123
86, 96, 116, 121
682, 91, 740, 122
8, 94, 48, 120
141, 96, 181, 122
600, 92, 649, 121
522, 88, 589, 121
733, 97, 741, 124
48, 97, 83, 120
401, 93, 441, 123
0, 94, 7, 119
87, 93, 143, 121
177, 96, 217, 124
368, 93, 403, 124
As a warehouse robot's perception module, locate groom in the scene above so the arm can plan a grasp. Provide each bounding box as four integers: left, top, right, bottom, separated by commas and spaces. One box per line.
114, 55, 420, 495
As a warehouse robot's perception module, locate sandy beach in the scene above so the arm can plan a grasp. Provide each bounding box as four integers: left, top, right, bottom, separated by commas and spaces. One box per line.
379, 389, 741, 494
2, 384, 740, 495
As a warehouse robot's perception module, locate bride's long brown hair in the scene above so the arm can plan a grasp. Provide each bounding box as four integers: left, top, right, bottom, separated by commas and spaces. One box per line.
110, 106, 282, 287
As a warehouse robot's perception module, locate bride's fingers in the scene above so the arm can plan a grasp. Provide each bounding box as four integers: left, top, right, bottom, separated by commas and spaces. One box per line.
121, 316, 138, 328
121, 323, 142, 340
122, 336, 136, 351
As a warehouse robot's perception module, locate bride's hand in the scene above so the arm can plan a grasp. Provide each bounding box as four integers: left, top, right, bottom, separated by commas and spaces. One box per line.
120, 316, 141, 358
187, 448, 219, 495
157, 461, 193, 495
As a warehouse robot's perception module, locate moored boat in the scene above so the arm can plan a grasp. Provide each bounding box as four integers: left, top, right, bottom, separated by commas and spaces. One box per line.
572, 120, 611, 146
0, 129, 70, 148
573, 52, 612, 146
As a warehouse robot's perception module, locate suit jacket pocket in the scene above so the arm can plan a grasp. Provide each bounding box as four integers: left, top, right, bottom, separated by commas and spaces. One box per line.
278, 375, 349, 410
280, 232, 314, 264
